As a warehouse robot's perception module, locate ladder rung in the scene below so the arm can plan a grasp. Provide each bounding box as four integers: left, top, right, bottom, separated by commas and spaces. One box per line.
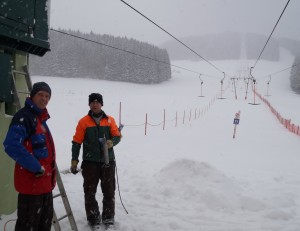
53, 193, 62, 198
11, 65, 32, 110
57, 214, 69, 222
52, 163, 78, 231
17, 91, 30, 94
12, 70, 27, 75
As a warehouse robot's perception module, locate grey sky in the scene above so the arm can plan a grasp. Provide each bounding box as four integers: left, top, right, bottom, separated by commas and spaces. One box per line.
50, 0, 300, 46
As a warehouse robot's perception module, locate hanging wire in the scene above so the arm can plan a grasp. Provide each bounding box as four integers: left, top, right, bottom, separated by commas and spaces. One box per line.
0, 3, 294, 80
259, 62, 300, 79
50, 28, 219, 77
252, 0, 291, 69
4, 219, 17, 231
119, 0, 225, 75
115, 161, 129, 214
50, 29, 221, 79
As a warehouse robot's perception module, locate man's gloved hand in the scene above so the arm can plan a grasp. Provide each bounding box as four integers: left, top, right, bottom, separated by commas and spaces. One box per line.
70, 160, 79, 174
35, 166, 45, 177
106, 140, 113, 149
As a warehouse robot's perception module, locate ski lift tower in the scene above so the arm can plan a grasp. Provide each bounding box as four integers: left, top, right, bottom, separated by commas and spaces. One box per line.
217, 72, 226, 99
198, 74, 205, 97
248, 67, 260, 105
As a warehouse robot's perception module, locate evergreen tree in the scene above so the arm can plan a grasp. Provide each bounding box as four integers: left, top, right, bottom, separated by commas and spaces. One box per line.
290, 55, 300, 94
29, 30, 171, 84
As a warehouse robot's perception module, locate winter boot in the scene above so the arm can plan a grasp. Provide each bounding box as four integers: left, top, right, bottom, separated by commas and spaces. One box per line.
103, 218, 115, 229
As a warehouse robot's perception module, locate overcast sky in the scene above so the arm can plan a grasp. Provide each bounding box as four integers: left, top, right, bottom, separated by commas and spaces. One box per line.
50, 0, 300, 46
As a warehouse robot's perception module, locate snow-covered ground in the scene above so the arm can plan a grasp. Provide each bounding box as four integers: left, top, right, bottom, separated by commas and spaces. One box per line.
1, 49, 300, 231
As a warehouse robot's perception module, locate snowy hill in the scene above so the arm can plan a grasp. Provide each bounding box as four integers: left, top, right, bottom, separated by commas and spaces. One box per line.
1, 49, 300, 231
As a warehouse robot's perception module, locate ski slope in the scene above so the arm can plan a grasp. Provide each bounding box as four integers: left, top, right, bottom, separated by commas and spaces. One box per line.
1, 50, 300, 231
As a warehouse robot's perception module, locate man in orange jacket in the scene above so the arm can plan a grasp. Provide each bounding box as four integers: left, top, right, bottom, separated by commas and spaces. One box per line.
70, 93, 121, 229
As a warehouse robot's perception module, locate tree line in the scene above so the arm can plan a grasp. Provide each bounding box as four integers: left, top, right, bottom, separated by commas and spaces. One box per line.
290, 54, 300, 94
29, 29, 172, 84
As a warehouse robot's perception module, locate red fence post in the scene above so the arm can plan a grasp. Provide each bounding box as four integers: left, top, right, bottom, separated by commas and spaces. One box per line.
145, 113, 147, 136
163, 109, 166, 130
119, 101, 122, 125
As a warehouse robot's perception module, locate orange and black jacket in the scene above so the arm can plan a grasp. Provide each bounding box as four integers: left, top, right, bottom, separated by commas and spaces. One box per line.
72, 110, 121, 163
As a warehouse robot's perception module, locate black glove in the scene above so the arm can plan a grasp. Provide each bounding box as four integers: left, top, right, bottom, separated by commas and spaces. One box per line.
35, 166, 45, 177
70, 160, 79, 174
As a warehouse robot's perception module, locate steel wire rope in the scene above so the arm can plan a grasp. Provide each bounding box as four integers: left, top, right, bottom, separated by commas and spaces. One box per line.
0, 12, 225, 79
119, 0, 225, 75
0, 14, 229, 80
124, 101, 217, 131
1, 9, 294, 81
259, 62, 300, 79
3, 219, 17, 231
147, 121, 163, 126
0, 14, 28, 26
115, 160, 129, 214
252, 0, 291, 69
166, 116, 177, 122
122, 122, 146, 127
50, 28, 215, 77
1, 13, 220, 78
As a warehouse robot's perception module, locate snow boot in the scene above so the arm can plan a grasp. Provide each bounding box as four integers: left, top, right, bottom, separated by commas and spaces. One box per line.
88, 217, 101, 230
103, 218, 115, 230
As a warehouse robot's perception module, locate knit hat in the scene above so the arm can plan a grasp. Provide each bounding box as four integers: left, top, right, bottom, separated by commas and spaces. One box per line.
89, 93, 103, 105
30, 82, 51, 98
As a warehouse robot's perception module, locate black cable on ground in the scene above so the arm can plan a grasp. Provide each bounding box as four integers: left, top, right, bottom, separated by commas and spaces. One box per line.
115, 161, 129, 214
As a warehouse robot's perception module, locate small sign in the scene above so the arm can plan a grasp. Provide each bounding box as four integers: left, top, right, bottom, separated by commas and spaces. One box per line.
233, 111, 241, 139
233, 118, 240, 125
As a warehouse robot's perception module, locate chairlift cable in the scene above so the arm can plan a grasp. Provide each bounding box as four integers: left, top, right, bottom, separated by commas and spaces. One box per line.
50, 28, 207, 76
252, 0, 291, 69
119, 0, 225, 74
259, 62, 300, 79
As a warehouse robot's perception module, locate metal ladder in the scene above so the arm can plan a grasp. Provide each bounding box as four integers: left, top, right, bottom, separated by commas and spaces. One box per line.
52, 166, 78, 231
11, 65, 33, 109
11, 65, 78, 231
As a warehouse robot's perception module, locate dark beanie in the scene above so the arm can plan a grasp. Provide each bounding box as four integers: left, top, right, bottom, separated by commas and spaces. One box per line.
89, 93, 103, 105
30, 82, 51, 98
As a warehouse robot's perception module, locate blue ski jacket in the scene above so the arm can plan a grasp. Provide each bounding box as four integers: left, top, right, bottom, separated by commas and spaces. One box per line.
3, 97, 56, 194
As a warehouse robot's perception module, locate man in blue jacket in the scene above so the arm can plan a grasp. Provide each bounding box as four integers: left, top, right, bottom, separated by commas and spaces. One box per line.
3, 82, 56, 231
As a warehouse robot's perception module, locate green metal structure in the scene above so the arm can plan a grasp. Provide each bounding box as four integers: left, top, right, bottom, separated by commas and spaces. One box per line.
0, 0, 50, 56
0, 0, 51, 215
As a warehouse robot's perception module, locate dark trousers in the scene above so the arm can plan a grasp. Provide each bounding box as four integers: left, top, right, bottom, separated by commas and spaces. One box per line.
81, 161, 116, 222
15, 192, 53, 231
